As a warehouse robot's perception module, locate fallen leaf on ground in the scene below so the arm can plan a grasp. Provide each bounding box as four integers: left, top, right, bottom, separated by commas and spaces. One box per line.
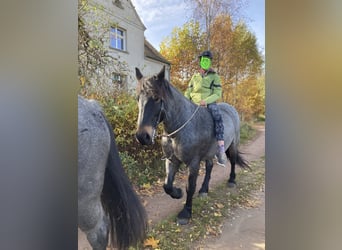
213, 211, 222, 217
144, 237, 160, 248
215, 203, 224, 209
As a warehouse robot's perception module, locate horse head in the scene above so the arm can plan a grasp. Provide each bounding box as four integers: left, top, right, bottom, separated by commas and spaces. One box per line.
135, 66, 169, 145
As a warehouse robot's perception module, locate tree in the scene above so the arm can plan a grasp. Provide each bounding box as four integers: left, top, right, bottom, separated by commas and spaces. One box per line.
159, 14, 264, 121
211, 16, 263, 84
223, 75, 265, 121
185, 0, 247, 49
160, 21, 206, 91
78, 0, 130, 98
210, 15, 263, 110
209, 14, 234, 83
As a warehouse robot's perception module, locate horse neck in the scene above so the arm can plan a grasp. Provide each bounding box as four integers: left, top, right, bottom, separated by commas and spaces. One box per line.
162, 85, 198, 134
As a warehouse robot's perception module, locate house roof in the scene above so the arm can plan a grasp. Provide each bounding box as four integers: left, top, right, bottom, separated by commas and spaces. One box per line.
128, 0, 146, 31
144, 39, 171, 65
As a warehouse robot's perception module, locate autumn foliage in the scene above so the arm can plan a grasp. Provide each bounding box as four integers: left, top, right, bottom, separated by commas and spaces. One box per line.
160, 15, 265, 121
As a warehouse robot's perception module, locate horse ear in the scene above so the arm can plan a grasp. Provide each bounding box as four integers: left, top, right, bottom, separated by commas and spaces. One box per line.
157, 65, 165, 80
135, 67, 143, 80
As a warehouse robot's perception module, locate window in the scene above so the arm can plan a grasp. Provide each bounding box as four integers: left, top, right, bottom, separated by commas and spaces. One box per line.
112, 73, 127, 89
110, 27, 126, 51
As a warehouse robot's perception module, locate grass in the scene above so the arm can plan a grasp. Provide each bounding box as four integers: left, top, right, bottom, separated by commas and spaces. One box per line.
240, 122, 257, 144
139, 157, 265, 250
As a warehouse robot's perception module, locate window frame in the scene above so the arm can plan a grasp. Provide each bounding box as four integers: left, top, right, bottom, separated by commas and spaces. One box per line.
110, 26, 126, 51
112, 72, 127, 89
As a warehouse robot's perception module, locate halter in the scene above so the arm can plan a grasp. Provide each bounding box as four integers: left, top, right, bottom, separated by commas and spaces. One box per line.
151, 101, 200, 143
151, 100, 165, 144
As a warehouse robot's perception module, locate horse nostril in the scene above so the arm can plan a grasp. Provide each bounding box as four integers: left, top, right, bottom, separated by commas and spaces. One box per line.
136, 131, 152, 145
144, 133, 151, 143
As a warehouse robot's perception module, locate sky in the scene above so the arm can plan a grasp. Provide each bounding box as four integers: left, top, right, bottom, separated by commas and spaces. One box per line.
130, 0, 265, 55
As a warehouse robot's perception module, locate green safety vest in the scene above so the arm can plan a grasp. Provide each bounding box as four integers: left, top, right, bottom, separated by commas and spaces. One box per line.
184, 71, 222, 104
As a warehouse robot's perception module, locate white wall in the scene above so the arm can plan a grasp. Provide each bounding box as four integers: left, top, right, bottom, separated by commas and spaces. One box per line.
85, 0, 169, 91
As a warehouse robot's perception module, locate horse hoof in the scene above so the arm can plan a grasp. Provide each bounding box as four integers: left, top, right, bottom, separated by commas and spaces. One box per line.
171, 188, 183, 199
227, 182, 236, 188
198, 192, 208, 198
177, 217, 190, 225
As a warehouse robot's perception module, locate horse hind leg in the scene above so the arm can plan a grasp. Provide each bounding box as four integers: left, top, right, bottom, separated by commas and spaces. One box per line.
227, 143, 237, 188
198, 159, 214, 197
84, 204, 110, 250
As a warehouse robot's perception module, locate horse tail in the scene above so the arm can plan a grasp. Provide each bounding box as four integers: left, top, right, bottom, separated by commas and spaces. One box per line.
101, 117, 147, 250
236, 149, 251, 170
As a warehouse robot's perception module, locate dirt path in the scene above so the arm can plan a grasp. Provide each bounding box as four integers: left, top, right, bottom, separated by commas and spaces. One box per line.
199, 124, 265, 250
144, 123, 265, 225
78, 124, 265, 249
199, 190, 265, 250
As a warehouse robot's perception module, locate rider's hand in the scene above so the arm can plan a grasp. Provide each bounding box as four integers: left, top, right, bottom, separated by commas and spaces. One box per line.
200, 100, 206, 106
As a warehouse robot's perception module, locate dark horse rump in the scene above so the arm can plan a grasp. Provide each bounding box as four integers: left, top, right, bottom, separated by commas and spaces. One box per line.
78, 96, 147, 250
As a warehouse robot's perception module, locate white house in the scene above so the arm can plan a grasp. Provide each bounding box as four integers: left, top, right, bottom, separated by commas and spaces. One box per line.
84, 0, 170, 91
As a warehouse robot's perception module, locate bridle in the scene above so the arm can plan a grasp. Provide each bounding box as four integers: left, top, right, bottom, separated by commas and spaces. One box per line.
151, 100, 200, 143
151, 100, 165, 143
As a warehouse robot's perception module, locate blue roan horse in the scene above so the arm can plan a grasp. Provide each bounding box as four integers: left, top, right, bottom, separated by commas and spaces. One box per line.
78, 96, 147, 250
135, 67, 249, 225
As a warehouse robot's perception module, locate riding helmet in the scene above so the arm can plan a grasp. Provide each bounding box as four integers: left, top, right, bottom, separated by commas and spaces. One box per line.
199, 50, 213, 59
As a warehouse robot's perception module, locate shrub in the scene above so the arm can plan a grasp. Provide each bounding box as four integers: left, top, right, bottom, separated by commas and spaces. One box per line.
80, 87, 258, 187
240, 122, 256, 144
81, 89, 165, 187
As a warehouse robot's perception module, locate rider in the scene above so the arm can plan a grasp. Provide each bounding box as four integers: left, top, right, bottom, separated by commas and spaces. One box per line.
184, 50, 228, 167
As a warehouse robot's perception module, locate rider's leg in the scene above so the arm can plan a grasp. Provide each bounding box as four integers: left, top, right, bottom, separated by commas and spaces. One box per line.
207, 103, 227, 167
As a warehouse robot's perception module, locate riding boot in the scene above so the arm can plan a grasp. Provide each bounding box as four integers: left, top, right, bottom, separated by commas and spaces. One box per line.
216, 145, 227, 167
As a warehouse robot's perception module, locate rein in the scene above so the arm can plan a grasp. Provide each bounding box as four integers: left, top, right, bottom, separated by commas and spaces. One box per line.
163, 105, 200, 137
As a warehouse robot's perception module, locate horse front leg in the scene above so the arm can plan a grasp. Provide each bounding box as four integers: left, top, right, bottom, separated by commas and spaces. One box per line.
177, 160, 200, 225
198, 159, 214, 197
163, 158, 183, 199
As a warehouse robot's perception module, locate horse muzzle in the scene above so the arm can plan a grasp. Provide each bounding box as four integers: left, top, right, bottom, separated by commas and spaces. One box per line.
135, 126, 155, 145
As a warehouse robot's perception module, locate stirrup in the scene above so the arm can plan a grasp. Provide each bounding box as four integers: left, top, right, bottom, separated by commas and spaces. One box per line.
215, 154, 227, 167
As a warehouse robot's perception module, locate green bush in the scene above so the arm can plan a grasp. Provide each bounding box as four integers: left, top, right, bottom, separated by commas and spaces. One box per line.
240, 122, 256, 144
257, 114, 265, 122
80, 89, 258, 187
118, 151, 163, 186
97, 92, 165, 186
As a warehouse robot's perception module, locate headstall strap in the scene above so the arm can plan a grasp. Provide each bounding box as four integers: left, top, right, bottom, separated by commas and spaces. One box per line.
153, 102, 200, 141
152, 101, 164, 144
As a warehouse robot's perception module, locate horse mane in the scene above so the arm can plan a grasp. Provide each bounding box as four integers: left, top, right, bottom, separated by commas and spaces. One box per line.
137, 74, 173, 101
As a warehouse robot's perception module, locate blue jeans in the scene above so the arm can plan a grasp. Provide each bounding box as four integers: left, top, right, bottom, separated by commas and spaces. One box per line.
207, 103, 224, 141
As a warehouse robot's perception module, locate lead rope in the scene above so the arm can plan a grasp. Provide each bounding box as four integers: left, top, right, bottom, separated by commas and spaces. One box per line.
159, 104, 200, 161
162, 105, 201, 138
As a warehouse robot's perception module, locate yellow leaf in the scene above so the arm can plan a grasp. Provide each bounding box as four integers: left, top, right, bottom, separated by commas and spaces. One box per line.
215, 203, 224, 209
80, 76, 86, 86
214, 212, 222, 217
142, 183, 151, 189
144, 237, 160, 248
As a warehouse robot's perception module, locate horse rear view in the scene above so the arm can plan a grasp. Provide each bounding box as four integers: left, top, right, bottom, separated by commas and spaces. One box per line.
78, 95, 147, 250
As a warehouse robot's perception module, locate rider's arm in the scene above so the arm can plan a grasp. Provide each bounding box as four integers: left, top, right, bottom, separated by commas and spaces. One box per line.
204, 74, 222, 104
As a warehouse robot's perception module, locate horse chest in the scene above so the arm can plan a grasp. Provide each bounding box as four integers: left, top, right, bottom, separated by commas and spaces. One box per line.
162, 136, 212, 163
162, 137, 186, 160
